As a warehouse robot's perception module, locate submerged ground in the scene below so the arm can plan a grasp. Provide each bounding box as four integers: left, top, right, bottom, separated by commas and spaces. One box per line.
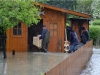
0, 46, 99, 75
80, 46, 100, 75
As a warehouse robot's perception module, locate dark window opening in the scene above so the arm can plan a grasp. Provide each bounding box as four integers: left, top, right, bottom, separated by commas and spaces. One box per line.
13, 23, 22, 35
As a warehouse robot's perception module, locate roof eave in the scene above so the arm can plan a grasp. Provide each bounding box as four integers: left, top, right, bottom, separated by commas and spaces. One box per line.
39, 3, 92, 18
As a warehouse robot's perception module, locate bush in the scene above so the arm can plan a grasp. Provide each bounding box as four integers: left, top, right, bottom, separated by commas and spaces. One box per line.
89, 25, 100, 45
91, 19, 100, 25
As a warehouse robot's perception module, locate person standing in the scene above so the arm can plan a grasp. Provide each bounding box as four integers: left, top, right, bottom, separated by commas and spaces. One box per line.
67, 27, 79, 53
39, 25, 50, 53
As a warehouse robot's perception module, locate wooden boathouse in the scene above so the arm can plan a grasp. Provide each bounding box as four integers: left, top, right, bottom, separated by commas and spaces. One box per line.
6, 3, 91, 52
69, 18, 90, 42
4, 3, 93, 75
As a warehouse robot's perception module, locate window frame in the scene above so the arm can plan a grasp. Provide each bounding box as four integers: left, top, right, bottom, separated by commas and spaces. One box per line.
49, 23, 58, 37
12, 22, 23, 37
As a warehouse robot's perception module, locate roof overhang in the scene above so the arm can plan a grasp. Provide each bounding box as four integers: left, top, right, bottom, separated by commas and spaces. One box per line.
69, 18, 91, 21
39, 3, 92, 18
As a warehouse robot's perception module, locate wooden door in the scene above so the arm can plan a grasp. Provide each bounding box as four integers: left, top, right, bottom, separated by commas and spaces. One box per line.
47, 22, 60, 52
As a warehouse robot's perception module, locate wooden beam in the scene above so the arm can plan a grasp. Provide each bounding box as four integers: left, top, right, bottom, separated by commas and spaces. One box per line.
39, 3, 91, 18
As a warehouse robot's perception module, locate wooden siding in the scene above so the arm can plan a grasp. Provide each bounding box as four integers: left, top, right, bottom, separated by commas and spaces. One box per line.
6, 23, 28, 52
6, 8, 65, 52
6, 3, 90, 52
41, 8, 65, 52
45, 40, 93, 75
71, 19, 89, 42
82, 21, 89, 30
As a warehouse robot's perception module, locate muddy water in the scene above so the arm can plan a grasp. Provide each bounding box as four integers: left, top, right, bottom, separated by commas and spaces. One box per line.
0, 52, 69, 75
80, 46, 100, 75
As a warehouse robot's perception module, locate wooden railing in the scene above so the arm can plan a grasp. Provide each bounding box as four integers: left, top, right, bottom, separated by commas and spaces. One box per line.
45, 40, 93, 75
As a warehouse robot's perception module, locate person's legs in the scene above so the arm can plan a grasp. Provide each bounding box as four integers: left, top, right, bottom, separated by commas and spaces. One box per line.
45, 42, 49, 49
42, 41, 48, 53
74, 43, 84, 51
68, 44, 75, 53
45, 42, 49, 52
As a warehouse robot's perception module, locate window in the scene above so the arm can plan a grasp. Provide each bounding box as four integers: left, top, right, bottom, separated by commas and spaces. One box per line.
13, 23, 22, 35
50, 23, 58, 37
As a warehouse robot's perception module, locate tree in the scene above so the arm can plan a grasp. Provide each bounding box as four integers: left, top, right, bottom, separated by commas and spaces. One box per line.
76, 0, 93, 14
91, 0, 100, 19
0, 0, 41, 33
45, 0, 77, 18
36, 0, 49, 3
46, 0, 76, 10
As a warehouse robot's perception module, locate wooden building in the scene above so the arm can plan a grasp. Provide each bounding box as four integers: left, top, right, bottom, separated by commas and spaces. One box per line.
6, 3, 91, 52
69, 18, 90, 41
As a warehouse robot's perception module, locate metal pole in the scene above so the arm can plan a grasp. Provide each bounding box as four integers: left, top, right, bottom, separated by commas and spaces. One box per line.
2, 35, 7, 58
0, 27, 6, 58
3, 38, 6, 58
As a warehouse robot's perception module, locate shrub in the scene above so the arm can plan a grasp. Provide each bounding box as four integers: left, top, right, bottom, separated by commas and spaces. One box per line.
89, 25, 100, 45
91, 19, 100, 25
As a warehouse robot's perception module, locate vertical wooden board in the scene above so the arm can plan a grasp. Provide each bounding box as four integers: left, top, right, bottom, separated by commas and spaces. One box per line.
7, 8, 66, 52
53, 38, 58, 52
47, 32, 59, 52
59, 61, 64, 75
47, 38, 53, 52
21, 24, 27, 52
45, 40, 93, 75
72, 22, 80, 40
82, 21, 89, 30
44, 10, 62, 52
11, 38, 18, 52
6, 23, 28, 52
46, 65, 59, 75
61, 14, 66, 52
40, 8, 65, 52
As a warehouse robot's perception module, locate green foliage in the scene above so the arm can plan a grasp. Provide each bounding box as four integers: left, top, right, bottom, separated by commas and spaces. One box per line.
40, 73, 44, 75
45, 0, 92, 18
76, 0, 93, 14
0, 27, 3, 34
36, 0, 49, 3
45, 0, 77, 18
66, 23, 70, 26
89, 25, 100, 45
0, 0, 41, 32
91, 0, 100, 19
46, 0, 76, 10
91, 19, 100, 25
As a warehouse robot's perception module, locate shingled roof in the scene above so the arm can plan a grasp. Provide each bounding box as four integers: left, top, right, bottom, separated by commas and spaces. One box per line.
39, 3, 91, 18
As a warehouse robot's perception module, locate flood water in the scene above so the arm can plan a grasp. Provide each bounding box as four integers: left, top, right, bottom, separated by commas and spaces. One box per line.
0, 52, 69, 75
0, 46, 100, 75
80, 46, 100, 75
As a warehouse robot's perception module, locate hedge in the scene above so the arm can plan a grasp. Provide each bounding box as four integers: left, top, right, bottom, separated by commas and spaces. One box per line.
89, 25, 100, 45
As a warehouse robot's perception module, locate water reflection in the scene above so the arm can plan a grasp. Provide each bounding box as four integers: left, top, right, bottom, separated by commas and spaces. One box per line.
0, 52, 69, 75
80, 47, 100, 75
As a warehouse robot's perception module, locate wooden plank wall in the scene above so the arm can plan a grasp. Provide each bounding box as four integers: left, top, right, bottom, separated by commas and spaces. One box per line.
6, 23, 28, 52
45, 40, 93, 75
41, 8, 66, 52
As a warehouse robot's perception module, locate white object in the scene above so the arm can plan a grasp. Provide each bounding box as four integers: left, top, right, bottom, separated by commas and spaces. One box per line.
33, 35, 42, 48
64, 41, 69, 52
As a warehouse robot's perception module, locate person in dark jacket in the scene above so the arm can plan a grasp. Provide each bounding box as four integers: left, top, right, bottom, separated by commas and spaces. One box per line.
67, 27, 79, 53
39, 25, 50, 53
80, 27, 89, 44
